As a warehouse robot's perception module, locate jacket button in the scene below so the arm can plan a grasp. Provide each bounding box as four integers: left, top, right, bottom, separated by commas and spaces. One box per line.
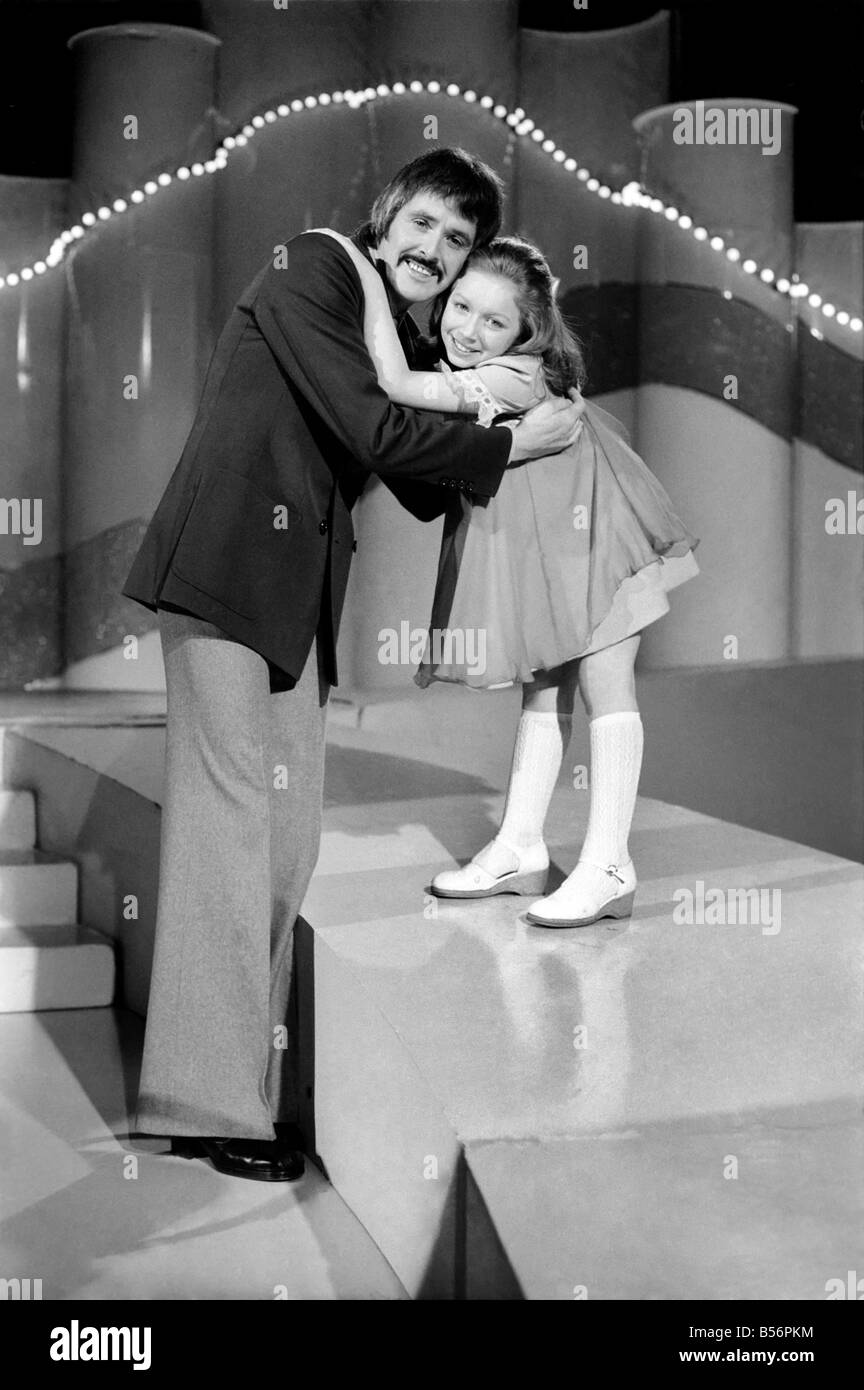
319, 518, 328, 534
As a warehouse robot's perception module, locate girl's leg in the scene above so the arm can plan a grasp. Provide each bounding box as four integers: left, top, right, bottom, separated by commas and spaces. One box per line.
494, 662, 579, 854
430, 662, 578, 896
527, 635, 643, 927
577, 634, 643, 869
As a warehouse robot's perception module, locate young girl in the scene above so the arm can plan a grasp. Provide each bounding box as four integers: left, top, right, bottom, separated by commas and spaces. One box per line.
315, 229, 699, 928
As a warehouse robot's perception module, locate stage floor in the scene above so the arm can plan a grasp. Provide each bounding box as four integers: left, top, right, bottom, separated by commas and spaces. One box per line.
0, 1006, 407, 1300
300, 756, 864, 1297
1, 701, 862, 1297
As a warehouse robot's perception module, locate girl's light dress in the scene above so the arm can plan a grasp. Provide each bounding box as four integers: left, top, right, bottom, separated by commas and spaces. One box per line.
415, 354, 700, 689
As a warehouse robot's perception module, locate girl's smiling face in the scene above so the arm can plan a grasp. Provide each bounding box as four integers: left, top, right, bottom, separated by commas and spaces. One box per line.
440, 268, 522, 367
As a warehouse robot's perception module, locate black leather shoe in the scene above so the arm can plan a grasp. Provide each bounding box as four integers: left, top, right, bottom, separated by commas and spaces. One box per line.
170, 1136, 304, 1182
273, 1121, 304, 1149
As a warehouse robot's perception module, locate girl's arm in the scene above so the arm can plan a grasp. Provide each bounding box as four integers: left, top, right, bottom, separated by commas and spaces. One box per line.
304, 228, 469, 415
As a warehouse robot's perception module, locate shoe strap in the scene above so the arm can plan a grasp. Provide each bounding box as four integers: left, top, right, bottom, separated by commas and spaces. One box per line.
577, 858, 632, 883
492, 834, 546, 858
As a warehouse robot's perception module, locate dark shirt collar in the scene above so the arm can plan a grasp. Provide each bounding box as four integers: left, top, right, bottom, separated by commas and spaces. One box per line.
351, 221, 411, 325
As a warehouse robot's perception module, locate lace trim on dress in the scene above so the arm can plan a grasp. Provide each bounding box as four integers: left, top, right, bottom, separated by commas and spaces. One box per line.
439, 361, 502, 428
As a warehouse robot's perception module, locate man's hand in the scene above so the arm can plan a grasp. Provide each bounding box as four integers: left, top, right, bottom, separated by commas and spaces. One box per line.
499, 390, 585, 465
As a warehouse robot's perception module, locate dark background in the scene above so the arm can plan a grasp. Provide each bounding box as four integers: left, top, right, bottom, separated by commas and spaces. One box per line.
1, 0, 862, 221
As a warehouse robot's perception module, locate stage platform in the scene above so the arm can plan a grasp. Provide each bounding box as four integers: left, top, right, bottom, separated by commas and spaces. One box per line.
300, 764, 863, 1298
0, 692, 862, 1298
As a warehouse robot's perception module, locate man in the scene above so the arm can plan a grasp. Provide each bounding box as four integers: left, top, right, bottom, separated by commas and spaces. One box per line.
122, 148, 583, 1180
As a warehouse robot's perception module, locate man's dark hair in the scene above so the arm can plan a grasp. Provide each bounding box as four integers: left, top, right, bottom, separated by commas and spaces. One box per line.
369, 147, 504, 249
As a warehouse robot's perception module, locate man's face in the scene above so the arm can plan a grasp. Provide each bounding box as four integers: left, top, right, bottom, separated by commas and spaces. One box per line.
374, 193, 477, 307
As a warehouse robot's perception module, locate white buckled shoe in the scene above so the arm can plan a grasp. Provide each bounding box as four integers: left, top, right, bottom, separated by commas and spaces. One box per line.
526, 858, 637, 928
430, 837, 549, 899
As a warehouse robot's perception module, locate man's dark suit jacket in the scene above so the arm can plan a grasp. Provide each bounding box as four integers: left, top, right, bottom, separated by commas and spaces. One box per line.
121, 229, 511, 689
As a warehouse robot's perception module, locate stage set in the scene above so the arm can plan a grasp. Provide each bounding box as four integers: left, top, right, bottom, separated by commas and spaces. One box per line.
0, 2, 862, 1301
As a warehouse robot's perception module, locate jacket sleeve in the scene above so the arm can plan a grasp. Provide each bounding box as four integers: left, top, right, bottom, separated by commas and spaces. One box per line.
251, 232, 511, 499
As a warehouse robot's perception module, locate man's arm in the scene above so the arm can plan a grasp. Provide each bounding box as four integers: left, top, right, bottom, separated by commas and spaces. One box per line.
253, 232, 510, 498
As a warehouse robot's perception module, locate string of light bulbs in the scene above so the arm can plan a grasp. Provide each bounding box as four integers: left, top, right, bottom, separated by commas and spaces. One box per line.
0, 81, 860, 336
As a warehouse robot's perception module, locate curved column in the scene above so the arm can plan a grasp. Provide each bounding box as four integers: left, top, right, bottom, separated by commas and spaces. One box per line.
791, 223, 863, 658
514, 15, 670, 460
519, 13, 670, 192
201, 0, 371, 323
0, 177, 68, 688
63, 23, 220, 688
371, 0, 520, 106
632, 99, 797, 667
344, 0, 521, 696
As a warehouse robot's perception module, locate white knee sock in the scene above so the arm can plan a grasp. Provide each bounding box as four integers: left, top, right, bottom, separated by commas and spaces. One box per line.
579, 711, 643, 868
497, 710, 570, 849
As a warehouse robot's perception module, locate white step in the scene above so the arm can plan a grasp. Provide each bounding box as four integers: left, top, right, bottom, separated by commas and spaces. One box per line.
0, 851, 78, 928
0, 789, 37, 850
0, 924, 115, 1012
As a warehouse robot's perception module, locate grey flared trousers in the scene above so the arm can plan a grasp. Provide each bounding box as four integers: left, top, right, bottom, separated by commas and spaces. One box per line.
135, 607, 329, 1140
